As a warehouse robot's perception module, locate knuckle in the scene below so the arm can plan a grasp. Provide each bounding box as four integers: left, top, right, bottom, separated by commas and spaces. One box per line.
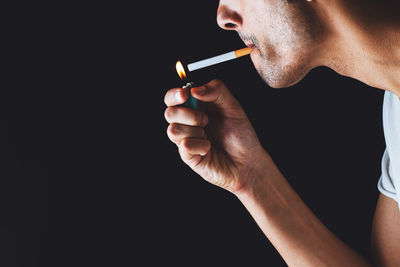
164, 107, 175, 121
207, 79, 227, 104
181, 138, 191, 150
166, 124, 174, 138
210, 78, 224, 88
204, 81, 214, 91
164, 109, 169, 121
193, 113, 204, 126
199, 127, 206, 138
168, 123, 180, 136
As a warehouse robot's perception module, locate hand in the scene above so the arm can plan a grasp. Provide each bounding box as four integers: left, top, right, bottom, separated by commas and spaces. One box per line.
164, 79, 269, 194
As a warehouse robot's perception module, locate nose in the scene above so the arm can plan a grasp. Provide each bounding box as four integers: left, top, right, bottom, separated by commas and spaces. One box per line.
216, 4, 243, 31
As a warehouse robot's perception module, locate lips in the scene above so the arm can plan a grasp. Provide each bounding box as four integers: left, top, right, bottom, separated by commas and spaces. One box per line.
247, 43, 256, 50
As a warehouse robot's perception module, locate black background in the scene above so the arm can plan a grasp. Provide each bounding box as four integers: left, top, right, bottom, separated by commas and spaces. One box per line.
3, 1, 385, 266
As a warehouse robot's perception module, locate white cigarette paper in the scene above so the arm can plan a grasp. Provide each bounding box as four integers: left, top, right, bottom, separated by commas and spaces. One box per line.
187, 47, 251, 72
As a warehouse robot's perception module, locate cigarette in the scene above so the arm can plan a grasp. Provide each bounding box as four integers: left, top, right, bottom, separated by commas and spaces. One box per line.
187, 47, 252, 72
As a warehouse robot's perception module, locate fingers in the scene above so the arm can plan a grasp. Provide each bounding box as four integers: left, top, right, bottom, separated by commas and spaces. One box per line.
167, 122, 210, 157
164, 80, 235, 164
190, 79, 239, 108
180, 138, 211, 157
164, 87, 188, 107
167, 124, 211, 165
167, 123, 205, 145
167, 124, 211, 164
178, 147, 203, 168
164, 106, 208, 127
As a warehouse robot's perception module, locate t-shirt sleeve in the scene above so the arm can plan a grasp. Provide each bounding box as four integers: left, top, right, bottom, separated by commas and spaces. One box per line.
378, 149, 397, 201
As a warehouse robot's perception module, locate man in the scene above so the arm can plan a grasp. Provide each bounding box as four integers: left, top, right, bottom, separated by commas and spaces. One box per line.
164, 0, 400, 265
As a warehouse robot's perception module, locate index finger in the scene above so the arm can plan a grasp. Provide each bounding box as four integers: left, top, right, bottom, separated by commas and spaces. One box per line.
164, 87, 189, 107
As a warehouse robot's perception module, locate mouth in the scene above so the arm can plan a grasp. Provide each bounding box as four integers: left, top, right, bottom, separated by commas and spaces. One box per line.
239, 32, 259, 54
246, 43, 256, 50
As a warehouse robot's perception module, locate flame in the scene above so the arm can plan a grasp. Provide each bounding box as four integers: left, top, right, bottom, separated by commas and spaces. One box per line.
176, 61, 186, 80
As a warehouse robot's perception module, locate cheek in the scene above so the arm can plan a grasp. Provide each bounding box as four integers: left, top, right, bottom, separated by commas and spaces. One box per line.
259, 2, 313, 54
267, 19, 295, 54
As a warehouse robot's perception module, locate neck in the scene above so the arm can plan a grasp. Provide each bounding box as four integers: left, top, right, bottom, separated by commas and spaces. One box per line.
318, 0, 400, 97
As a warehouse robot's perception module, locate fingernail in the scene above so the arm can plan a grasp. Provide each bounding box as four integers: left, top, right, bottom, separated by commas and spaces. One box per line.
175, 91, 183, 102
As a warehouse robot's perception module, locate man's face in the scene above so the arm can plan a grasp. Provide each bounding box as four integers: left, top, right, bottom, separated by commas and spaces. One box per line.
217, 0, 324, 88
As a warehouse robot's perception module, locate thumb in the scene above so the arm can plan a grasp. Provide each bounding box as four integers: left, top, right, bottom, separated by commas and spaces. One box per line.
191, 79, 240, 110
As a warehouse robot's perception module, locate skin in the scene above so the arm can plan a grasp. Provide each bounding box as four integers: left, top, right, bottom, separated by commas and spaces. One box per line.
164, 0, 400, 266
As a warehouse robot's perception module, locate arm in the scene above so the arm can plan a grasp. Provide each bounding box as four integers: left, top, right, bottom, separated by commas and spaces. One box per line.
371, 194, 400, 267
164, 79, 397, 266
235, 152, 370, 266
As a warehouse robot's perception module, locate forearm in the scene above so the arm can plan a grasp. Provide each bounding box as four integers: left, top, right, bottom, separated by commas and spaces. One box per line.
235, 154, 370, 267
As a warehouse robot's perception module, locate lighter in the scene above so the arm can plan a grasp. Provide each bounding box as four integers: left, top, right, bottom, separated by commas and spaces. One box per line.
176, 61, 198, 110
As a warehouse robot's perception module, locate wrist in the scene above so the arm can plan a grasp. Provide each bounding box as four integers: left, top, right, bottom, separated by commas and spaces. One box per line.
234, 150, 280, 198
234, 150, 290, 215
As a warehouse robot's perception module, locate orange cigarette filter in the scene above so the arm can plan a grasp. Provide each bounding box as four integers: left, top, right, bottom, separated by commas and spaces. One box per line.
234, 47, 252, 58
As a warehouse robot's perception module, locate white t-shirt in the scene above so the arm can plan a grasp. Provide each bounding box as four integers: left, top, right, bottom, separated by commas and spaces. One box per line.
378, 91, 400, 208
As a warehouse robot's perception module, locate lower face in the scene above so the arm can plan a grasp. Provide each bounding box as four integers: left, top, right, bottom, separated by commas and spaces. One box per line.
243, 0, 324, 88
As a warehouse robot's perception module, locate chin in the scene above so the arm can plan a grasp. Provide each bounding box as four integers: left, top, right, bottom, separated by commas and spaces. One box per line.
269, 75, 308, 88
255, 56, 311, 89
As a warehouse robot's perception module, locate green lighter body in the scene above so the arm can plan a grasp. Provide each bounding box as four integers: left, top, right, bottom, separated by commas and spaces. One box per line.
182, 82, 198, 110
